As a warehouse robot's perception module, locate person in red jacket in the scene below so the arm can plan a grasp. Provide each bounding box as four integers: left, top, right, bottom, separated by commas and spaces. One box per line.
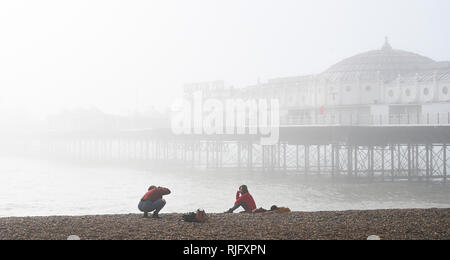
225, 185, 256, 213
138, 185, 171, 218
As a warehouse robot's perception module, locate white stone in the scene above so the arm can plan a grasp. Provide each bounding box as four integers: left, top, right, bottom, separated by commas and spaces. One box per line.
67, 235, 81, 240
367, 235, 381, 240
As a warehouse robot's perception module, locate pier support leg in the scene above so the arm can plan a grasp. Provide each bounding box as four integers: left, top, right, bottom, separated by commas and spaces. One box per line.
430, 144, 434, 183
381, 146, 385, 182
391, 145, 395, 182
444, 144, 447, 184
331, 144, 335, 178
206, 141, 210, 169
369, 146, 374, 181
247, 142, 253, 171
354, 146, 358, 178
305, 145, 310, 175
317, 145, 321, 174
347, 146, 353, 178
237, 142, 241, 169
426, 144, 430, 183
408, 144, 412, 182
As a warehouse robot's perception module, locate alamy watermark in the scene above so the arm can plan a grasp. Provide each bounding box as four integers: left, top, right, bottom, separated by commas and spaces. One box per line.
170, 91, 280, 145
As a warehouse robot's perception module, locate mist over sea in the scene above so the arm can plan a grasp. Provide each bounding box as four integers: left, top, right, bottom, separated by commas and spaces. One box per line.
0, 156, 449, 218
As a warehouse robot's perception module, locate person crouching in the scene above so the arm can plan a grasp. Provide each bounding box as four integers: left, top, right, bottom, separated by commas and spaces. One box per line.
138, 185, 171, 218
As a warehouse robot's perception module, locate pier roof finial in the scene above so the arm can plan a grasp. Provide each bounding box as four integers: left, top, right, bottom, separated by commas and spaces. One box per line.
382, 36, 393, 51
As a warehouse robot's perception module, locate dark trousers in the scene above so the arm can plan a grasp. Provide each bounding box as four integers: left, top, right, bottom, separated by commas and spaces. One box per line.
138, 199, 166, 214
229, 202, 249, 213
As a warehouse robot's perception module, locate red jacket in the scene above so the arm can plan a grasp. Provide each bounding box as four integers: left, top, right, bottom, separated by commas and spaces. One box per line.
235, 191, 256, 212
141, 187, 171, 201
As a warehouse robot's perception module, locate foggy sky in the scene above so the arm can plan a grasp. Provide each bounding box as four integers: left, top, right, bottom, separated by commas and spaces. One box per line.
0, 0, 449, 119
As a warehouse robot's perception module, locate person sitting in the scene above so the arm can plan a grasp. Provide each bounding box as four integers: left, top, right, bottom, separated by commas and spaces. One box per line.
138, 185, 171, 218
225, 185, 256, 213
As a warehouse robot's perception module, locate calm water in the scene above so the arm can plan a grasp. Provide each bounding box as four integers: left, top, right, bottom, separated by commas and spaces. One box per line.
0, 156, 449, 217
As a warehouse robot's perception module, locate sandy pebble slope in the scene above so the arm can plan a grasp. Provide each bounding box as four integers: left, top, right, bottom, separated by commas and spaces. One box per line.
0, 208, 448, 240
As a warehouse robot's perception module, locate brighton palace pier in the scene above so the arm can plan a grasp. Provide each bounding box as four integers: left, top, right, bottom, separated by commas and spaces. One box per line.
13, 39, 450, 182
184, 38, 450, 125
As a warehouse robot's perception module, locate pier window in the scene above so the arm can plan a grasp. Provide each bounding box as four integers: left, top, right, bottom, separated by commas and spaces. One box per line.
405, 89, 411, 97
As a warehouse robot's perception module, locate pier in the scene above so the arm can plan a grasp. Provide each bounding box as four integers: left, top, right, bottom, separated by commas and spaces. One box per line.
12, 124, 448, 183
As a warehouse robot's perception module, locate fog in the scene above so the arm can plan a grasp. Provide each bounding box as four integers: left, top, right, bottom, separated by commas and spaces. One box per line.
1, 0, 450, 119
0, 1, 450, 217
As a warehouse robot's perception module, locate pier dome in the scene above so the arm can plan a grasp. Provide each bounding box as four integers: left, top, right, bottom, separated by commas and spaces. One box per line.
322, 38, 435, 82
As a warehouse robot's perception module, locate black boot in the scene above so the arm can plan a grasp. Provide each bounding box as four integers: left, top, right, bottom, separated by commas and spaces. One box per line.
152, 212, 161, 219
143, 212, 149, 218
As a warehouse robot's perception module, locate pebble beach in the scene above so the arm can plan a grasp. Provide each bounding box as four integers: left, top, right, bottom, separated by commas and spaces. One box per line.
0, 208, 448, 240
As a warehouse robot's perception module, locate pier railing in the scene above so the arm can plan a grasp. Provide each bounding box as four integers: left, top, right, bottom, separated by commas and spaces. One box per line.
286, 113, 450, 126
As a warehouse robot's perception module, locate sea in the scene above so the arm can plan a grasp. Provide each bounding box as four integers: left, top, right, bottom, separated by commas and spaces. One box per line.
0, 156, 449, 217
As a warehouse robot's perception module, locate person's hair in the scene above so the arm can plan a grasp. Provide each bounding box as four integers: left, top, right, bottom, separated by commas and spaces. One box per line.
239, 185, 248, 193
148, 185, 156, 191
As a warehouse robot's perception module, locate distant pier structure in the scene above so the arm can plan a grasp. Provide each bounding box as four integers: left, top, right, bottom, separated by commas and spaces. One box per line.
7, 39, 450, 183
27, 124, 448, 183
